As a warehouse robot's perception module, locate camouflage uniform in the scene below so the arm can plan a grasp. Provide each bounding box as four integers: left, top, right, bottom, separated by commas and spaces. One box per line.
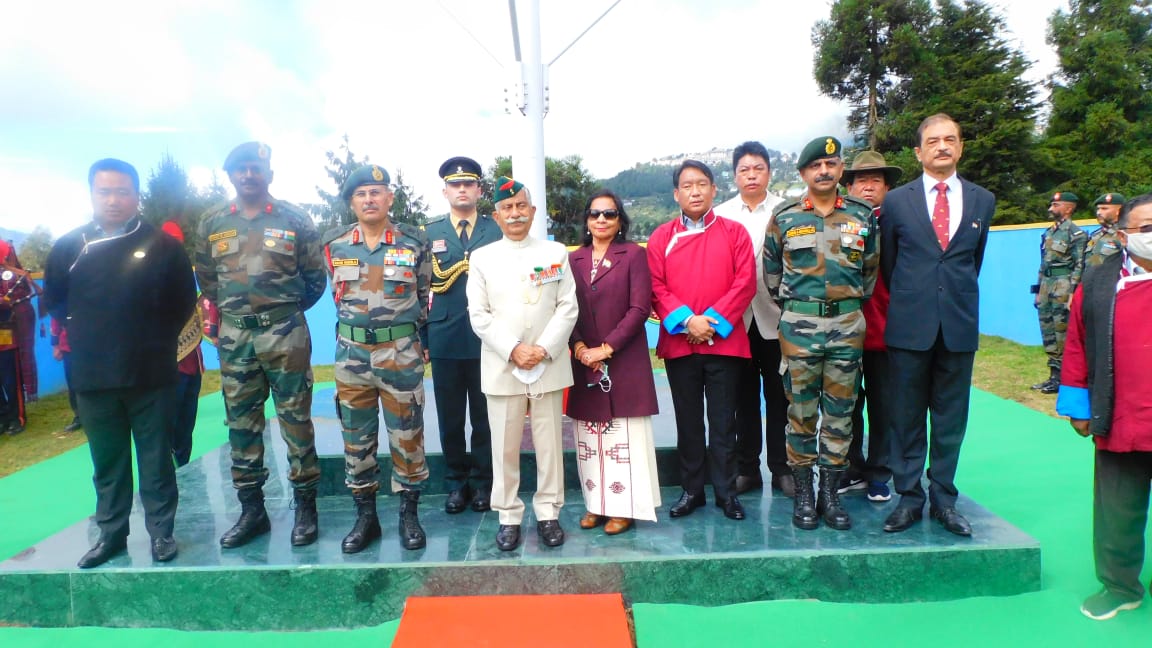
195, 199, 326, 491
1085, 223, 1122, 268
325, 222, 431, 495
1035, 218, 1087, 371
763, 194, 878, 468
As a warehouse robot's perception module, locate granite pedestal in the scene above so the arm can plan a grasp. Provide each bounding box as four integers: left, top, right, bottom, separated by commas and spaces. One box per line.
0, 378, 1041, 630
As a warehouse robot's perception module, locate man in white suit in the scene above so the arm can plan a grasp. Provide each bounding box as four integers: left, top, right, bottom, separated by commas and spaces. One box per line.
467, 176, 578, 551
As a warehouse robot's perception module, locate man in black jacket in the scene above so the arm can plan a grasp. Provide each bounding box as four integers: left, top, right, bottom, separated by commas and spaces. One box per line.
43, 158, 197, 568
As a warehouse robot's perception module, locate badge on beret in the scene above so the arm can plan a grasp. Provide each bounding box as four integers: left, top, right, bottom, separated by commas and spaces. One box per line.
257, 144, 270, 160
1106, 194, 1113, 202
1053, 192, 1061, 201
825, 138, 836, 155
372, 165, 384, 182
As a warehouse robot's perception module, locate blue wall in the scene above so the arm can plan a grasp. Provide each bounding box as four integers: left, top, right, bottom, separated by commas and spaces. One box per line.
32, 223, 1088, 395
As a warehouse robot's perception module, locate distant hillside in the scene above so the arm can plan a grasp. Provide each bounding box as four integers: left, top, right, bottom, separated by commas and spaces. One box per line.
0, 227, 28, 248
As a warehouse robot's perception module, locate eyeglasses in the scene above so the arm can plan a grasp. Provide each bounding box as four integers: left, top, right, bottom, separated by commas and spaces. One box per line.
588, 209, 620, 220
1121, 224, 1152, 234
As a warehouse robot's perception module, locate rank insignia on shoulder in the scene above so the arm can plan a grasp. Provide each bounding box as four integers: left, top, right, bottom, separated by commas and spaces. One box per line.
208, 229, 238, 242
787, 225, 817, 238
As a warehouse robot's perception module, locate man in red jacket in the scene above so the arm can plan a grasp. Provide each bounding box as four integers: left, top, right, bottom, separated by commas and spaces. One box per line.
1058, 193, 1152, 621
840, 151, 902, 502
648, 160, 756, 521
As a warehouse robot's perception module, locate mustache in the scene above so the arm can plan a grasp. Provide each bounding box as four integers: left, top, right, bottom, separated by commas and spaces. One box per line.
504, 216, 531, 224
815, 174, 835, 183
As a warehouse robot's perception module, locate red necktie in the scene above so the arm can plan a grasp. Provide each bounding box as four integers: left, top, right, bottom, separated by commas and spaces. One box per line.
933, 182, 950, 249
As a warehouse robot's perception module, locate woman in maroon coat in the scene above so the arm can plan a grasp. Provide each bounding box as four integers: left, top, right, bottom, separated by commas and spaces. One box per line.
568, 190, 660, 535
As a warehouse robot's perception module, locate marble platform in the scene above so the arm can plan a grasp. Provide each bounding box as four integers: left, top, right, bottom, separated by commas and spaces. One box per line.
0, 379, 1041, 630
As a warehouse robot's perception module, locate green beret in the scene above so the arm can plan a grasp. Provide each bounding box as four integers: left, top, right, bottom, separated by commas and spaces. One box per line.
1094, 192, 1126, 206
493, 176, 524, 204
1051, 191, 1079, 205
341, 164, 391, 201
223, 141, 271, 171
796, 136, 842, 169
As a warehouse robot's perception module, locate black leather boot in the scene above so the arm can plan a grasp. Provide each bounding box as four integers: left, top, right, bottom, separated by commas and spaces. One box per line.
341, 492, 381, 554
817, 467, 852, 530
291, 489, 318, 546
791, 466, 819, 530
220, 486, 271, 548
399, 489, 426, 550
1031, 367, 1059, 393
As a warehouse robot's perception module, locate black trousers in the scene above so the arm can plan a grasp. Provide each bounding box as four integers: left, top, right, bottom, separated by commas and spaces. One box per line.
733, 321, 789, 479
846, 349, 893, 483
887, 331, 974, 510
1094, 449, 1152, 599
431, 357, 492, 492
0, 348, 21, 427
666, 353, 743, 502
171, 370, 202, 467
77, 384, 179, 541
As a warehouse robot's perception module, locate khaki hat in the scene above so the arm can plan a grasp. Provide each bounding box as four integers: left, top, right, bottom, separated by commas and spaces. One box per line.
840, 150, 903, 187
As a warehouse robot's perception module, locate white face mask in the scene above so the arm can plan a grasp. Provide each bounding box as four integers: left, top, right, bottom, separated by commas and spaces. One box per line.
1126, 231, 1152, 262
512, 363, 546, 400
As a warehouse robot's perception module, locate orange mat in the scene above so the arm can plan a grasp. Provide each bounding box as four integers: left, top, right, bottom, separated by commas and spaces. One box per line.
392, 593, 633, 647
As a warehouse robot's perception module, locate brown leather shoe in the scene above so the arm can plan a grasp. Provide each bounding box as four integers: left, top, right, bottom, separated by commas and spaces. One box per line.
579, 512, 605, 529
604, 518, 633, 535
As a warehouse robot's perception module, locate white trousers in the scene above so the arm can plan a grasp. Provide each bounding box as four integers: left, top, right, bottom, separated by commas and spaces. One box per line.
486, 391, 565, 525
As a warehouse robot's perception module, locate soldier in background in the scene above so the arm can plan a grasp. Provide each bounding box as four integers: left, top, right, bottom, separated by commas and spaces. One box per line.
1031, 191, 1087, 394
419, 156, 500, 514
196, 142, 326, 549
324, 164, 431, 552
1086, 193, 1125, 268
764, 136, 878, 532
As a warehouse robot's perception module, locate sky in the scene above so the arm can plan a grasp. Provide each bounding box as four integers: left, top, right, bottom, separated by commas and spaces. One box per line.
0, 0, 1066, 238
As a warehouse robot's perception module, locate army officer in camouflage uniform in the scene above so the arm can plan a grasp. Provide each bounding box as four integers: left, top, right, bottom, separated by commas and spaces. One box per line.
1086, 192, 1125, 268
764, 136, 878, 532
1030, 191, 1087, 394
325, 164, 431, 552
196, 142, 326, 549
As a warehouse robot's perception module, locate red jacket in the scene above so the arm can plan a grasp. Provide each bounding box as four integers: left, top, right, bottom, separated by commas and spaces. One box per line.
647, 211, 756, 360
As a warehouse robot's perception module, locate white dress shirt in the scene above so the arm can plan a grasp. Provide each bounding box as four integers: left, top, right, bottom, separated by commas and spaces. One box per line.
920, 173, 964, 241
714, 192, 785, 339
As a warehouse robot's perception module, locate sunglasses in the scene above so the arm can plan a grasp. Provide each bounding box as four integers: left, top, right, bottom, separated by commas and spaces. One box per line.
588, 209, 620, 220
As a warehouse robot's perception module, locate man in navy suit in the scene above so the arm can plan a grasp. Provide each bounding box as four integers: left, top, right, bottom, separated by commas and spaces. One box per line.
420, 157, 501, 514
879, 114, 994, 536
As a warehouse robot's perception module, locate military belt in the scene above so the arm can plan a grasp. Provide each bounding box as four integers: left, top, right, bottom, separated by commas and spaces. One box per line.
337, 322, 418, 344
225, 303, 299, 330
783, 298, 862, 317
1044, 267, 1073, 278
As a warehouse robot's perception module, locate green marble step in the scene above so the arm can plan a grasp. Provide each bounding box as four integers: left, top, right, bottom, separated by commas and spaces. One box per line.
0, 487, 1040, 631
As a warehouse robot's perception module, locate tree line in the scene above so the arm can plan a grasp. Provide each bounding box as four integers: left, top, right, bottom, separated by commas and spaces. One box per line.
813, 0, 1152, 224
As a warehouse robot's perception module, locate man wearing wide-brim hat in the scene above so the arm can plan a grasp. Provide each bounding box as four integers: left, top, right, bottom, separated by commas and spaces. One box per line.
839, 150, 902, 506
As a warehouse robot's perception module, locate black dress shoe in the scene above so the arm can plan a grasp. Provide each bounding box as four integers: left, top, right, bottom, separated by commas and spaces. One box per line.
151, 536, 178, 562
537, 519, 566, 547
771, 473, 796, 498
471, 490, 491, 512
883, 507, 923, 533
77, 536, 127, 569
733, 474, 763, 495
64, 417, 83, 433
669, 491, 706, 518
445, 487, 471, 514
496, 524, 521, 551
717, 496, 746, 520
931, 506, 973, 536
